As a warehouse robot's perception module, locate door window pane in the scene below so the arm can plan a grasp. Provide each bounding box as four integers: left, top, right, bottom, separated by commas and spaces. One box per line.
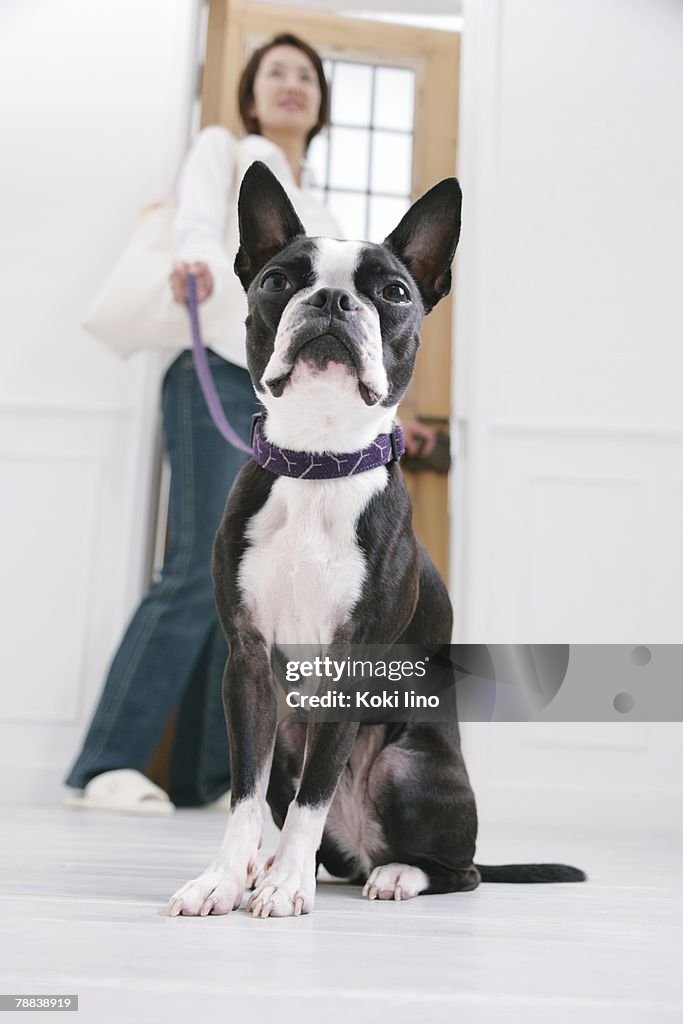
369, 195, 410, 243
309, 59, 416, 240
371, 131, 413, 197
373, 68, 415, 132
329, 126, 370, 191
331, 62, 373, 127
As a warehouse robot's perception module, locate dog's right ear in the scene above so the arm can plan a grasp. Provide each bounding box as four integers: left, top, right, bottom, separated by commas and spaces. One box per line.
234, 161, 306, 290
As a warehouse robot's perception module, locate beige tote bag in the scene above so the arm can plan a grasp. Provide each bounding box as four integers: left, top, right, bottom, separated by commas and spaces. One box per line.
82, 194, 240, 359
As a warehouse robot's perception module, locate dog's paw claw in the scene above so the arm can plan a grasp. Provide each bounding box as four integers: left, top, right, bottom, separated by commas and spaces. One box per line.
250, 855, 276, 890
362, 864, 429, 902
247, 861, 315, 918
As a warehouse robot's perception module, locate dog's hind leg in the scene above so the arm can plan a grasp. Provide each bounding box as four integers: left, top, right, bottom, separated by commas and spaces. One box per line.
362, 860, 480, 900
362, 725, 481, 900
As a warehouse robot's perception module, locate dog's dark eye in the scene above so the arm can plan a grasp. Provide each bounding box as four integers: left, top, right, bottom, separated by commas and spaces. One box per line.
382, 282, 410, 303
261, 271, 290, 293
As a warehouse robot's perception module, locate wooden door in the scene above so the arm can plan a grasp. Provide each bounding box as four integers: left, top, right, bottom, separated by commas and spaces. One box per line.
201, 0, 459, 578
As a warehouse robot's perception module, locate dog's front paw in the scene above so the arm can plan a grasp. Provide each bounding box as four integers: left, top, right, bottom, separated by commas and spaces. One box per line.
246, 858, 316, 918
362, 863, 429, 901
167, 864, 249, 917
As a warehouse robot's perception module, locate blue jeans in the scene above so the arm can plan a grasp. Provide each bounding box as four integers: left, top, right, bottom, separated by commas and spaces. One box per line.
64, 350, 261, 805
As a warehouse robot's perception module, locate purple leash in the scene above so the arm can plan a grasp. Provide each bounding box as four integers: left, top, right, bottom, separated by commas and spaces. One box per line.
185, 274, 253, 455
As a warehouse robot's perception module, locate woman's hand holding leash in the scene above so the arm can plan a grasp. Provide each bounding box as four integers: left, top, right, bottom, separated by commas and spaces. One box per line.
170, 261, 214, 303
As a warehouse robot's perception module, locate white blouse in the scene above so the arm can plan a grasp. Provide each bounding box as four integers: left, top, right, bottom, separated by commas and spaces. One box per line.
172, 126, 343, 369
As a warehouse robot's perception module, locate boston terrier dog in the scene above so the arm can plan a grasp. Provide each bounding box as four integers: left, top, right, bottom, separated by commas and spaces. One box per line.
168, 162, 585, 919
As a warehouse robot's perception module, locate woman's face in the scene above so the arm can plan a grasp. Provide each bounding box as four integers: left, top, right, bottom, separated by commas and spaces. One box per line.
250, 45, 322, 141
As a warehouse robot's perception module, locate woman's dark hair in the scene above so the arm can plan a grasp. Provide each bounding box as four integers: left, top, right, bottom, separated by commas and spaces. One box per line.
238, 33, 329, 150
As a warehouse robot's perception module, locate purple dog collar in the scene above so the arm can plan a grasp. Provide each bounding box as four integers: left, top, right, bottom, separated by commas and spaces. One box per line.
250, 415, 405, 480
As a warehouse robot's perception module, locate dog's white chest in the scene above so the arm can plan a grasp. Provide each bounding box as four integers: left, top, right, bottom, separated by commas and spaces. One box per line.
238, 470, 387, 646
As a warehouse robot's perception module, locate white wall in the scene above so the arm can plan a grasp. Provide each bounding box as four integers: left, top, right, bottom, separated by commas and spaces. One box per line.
454, 0, 683, 830
0, 0, 200, 800
453, 0, 683, 643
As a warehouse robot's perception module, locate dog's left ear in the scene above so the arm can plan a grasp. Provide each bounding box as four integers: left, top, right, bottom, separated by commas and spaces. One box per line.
383, 178, 462, 314
234, 161, 306, 290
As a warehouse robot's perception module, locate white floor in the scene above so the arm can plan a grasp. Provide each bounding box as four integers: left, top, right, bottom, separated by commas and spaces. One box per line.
0, 803, 681, 1024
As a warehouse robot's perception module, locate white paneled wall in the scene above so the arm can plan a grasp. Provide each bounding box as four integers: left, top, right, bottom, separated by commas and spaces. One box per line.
454, 0, 683, 643
486, 427, 683, 641
0, 0, 201, 800
454, 0, 683, 830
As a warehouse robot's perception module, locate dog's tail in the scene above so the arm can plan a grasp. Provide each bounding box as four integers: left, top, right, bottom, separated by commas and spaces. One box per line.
475, 862, 587, 883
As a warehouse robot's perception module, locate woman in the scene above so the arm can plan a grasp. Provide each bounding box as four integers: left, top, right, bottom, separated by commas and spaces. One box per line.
63, 34, 343, 814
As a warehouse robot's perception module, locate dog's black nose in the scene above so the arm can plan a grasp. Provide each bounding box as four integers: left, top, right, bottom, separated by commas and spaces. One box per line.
306, 288, 359, 313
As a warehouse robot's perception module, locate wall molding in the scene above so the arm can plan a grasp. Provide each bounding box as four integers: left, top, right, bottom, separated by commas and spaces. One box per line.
0, 400, 135, 419
476, 782, 683, 833
491, 421, 683, 442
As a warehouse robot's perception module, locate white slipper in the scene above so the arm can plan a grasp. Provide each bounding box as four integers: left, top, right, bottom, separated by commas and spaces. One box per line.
63, 769, 175, 817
